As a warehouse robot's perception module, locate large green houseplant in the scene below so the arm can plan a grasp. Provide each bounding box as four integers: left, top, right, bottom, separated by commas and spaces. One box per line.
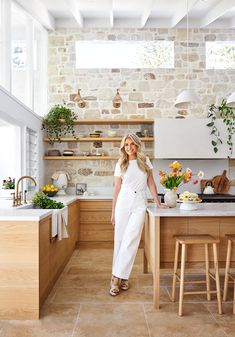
207, 99, 235, 157
42, 104, 77, 143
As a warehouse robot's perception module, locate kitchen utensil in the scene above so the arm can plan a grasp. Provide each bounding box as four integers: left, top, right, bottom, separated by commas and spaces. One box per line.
200, 179, 213, 193
63, 150, 74, 156
212, 170, 231, 193
47, 149, 61, 156
203, 181, 215, 194
90, 133, 100, 138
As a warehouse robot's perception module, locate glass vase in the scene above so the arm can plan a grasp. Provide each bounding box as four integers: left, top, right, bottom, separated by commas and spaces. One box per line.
164, 189, 178, 208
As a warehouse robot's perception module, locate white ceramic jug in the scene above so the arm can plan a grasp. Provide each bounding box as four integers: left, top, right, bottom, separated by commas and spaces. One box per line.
52, 171, 70, 195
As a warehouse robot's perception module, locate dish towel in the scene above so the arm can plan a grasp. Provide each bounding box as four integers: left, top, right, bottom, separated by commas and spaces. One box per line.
51, 206, 69, 240
58, 206, 69, 240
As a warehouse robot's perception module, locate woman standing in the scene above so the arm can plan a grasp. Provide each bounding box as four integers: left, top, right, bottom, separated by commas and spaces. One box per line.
110, 133, 167, 296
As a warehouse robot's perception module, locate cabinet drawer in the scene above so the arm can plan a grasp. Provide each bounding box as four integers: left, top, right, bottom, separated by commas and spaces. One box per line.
79, 200, 112, 210
80, 211, 111, 222
79, 229, 114, 242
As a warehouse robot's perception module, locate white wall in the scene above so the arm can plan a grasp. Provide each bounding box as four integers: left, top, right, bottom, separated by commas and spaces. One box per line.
0, 125, 20, 183
0, 86, 46, 186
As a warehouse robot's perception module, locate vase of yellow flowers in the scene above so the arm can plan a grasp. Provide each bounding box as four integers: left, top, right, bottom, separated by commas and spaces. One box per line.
159, 161, 204, 207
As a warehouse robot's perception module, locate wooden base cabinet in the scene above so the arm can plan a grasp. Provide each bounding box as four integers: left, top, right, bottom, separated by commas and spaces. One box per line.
0, 201, 79, 320
79, 200, 113, 247
78, 200, 144, 248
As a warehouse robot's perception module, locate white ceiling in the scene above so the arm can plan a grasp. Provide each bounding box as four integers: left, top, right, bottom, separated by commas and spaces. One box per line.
16, 0, 235, 30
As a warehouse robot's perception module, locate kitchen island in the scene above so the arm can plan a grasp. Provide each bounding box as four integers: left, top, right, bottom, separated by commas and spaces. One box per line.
0, 196, 79, 320
144, 203, 235, 309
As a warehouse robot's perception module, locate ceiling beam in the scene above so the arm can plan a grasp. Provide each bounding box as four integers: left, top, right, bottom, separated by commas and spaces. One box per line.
140, 0, 155, 28
66, 0, 83, 27
200, 0, 235, 27
170, 0, 199, 27
15, 0, 55, 30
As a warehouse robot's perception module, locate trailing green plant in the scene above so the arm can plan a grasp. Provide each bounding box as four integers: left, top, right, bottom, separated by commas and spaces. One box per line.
207, 99, 235, 157
42, 104, 77, 144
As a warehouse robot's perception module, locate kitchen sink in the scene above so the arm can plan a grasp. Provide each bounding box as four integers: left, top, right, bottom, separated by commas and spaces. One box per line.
17, 203, 37, 209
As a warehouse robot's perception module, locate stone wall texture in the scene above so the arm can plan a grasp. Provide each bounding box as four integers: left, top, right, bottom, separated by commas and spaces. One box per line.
46, 27, 235, 188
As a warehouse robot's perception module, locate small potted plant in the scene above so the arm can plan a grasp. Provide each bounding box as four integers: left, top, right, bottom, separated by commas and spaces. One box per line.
42, 104, 78, 144
1, 177, 15, 199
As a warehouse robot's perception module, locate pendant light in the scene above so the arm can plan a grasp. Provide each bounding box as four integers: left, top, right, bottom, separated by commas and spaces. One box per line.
174, 0, 200, 109
226, 91, 235, 108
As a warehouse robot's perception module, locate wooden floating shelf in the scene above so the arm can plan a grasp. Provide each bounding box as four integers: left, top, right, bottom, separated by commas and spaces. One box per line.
58, 118, 154, 125
44, 156, 119, 160
43, 137, 154, 142
44, 156, 154, 160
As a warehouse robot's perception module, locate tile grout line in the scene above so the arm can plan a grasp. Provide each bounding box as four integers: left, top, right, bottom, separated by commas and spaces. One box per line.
71, 304, 82, 337
143, 304, 152, 337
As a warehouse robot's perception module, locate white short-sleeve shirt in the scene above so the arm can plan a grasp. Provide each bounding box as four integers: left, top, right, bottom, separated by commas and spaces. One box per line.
114, 157, 153, 192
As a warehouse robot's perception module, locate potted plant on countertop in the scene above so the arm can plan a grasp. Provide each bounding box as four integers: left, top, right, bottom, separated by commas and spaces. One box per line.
1, 177, 15, 199
207, 99, 235, 157
42, 104, 78, 144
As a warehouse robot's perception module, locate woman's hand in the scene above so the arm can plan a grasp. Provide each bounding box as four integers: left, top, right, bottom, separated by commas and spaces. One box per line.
156, 203, 170, 209
111, 214, 115, 227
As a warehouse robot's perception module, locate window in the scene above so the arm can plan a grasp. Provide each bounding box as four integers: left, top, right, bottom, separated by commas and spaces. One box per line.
33, 23, 47, 116
206, 42, 235, 69
76, 41, 174, 68
11, 3, 30, 106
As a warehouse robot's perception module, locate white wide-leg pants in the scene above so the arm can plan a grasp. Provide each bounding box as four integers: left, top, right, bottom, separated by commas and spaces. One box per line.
112, 189, 147, 280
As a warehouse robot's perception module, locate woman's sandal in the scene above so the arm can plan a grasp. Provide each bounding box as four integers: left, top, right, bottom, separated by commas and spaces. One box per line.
109, 276, 120, 296
120, 279, 129, 291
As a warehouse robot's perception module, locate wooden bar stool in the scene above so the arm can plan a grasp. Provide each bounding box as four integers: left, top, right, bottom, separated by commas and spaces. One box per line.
223, 234, 235, 314
171, 234, 222, 316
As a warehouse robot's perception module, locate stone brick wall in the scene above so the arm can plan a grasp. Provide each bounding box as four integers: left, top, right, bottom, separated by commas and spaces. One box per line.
46, 28, 235, 188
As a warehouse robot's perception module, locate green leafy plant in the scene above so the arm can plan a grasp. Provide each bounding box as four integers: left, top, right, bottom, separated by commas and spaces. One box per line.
207, 99, 235, 156
42, 104, 78, 144
31, 192, 64, 209
2, 177, 15, 189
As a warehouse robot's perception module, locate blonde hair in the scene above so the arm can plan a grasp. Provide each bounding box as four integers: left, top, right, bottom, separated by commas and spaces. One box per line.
119, 133, 151, 174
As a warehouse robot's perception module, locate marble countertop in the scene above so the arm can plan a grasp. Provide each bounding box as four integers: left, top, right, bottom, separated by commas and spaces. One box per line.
147, 203, 235, 217
0, 195, 79, 221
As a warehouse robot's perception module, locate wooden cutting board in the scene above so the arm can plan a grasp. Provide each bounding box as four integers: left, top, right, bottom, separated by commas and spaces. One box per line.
212, 170, 231, 193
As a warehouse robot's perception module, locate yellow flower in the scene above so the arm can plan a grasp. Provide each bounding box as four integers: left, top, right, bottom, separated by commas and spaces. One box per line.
170, 161, 181, 170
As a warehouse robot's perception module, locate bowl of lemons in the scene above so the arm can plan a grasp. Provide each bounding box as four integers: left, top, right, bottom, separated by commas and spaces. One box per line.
41, 184, 58, 197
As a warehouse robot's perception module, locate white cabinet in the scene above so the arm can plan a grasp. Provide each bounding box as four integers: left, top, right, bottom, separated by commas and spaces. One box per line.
154, 119, 229, 159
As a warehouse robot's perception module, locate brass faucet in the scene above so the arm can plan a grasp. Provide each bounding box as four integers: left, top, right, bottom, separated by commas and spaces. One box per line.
14, 176, 37, 206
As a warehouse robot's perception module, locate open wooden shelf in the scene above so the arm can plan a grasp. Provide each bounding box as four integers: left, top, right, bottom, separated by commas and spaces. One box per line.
58, 118, 154, 125
44, 155, 154, 160
44, 156, 119, 160
43, 136, 154, 142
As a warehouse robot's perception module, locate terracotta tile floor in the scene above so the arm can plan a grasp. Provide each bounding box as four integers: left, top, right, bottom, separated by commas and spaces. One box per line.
0, 248, 234, 337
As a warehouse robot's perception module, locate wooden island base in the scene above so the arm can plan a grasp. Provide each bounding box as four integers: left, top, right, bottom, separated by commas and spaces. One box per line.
144, 204, 235, 309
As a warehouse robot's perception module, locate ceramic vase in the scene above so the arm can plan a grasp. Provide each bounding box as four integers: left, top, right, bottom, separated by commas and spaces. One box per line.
164, 189, 177, 208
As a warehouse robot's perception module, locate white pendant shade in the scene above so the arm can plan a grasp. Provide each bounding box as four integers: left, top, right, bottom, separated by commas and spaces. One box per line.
174, 89, 201, 109
226, 92, 235, 108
